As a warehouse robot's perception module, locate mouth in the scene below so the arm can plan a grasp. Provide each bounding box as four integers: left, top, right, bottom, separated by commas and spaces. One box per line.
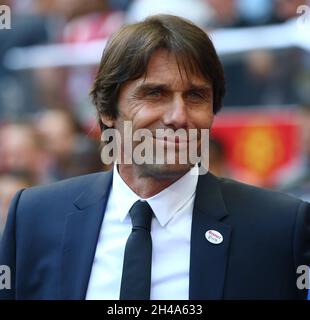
157, 136, 184, 143
151, 137, 202, 157
153, 135, 200, 144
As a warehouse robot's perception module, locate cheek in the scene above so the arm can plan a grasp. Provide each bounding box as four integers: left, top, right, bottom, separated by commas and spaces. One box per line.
191, 110, 214, 129
131, 105, 164, 130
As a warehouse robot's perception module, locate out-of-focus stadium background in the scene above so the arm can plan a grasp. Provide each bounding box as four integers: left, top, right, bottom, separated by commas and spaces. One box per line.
0, 0, 310, 234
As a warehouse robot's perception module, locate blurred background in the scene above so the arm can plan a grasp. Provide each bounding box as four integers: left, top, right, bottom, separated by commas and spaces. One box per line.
0, 0, 310, 234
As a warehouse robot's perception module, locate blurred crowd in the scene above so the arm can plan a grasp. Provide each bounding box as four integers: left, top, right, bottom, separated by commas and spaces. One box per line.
0, 0, 310, 234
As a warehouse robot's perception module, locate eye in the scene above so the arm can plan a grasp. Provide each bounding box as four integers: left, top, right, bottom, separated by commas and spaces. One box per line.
189, 92, 201, 97
187, 91, 204, 100
187, 90, 211, 102
147, 89, 162, 97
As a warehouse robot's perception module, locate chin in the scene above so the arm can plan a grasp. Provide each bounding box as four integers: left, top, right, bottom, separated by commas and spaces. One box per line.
136, 163, 194, 179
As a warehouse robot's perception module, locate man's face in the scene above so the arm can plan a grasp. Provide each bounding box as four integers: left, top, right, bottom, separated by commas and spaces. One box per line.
102, 49, 214, 178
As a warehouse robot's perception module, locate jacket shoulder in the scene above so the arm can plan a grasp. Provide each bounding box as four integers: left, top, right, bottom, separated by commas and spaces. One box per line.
23, 171, 107, 198
218, 176, 303, 206
14, 171, 112, 221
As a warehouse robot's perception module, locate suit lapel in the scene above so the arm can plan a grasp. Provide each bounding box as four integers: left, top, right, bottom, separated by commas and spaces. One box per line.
189, 173, 231, 300
60, 171, 113, 299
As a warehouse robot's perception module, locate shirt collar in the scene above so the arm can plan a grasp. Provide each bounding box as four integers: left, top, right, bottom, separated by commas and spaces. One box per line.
112, 165, 199, 227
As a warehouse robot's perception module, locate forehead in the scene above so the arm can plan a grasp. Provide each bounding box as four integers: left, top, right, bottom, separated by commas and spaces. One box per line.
143, 49, 210, 87
119, 49, 212, 96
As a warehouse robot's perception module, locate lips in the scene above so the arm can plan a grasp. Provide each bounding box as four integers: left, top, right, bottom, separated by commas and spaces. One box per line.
154, 135, 198, 144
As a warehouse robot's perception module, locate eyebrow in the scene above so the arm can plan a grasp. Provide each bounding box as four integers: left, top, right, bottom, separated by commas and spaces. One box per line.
134, 82, 212, 93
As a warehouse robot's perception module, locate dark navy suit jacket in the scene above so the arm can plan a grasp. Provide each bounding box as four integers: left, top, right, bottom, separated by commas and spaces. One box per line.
0, 170, 309, 299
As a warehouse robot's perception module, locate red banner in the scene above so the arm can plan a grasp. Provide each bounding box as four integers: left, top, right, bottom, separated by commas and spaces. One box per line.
211, 109, 301, 187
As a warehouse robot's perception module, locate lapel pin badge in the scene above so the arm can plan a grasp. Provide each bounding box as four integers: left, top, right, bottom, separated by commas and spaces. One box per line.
205, 230, 223, 244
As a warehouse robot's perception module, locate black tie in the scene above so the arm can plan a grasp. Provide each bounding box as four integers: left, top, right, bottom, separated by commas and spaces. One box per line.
119, 200, 153, 300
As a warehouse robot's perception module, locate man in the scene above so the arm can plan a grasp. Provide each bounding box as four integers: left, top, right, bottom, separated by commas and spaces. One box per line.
0, 14, 309, 300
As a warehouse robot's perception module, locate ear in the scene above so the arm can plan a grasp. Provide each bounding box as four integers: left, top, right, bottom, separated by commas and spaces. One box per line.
208, 113, 214, 129
100, 114, 114, 128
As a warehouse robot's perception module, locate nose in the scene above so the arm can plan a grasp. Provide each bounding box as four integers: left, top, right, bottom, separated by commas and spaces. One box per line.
162, 95, 188, 129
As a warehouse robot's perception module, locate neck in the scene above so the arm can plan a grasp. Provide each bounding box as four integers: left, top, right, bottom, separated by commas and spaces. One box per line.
117, 164, 188, 198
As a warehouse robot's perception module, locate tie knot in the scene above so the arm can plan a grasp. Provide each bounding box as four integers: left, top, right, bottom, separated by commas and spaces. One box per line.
129, 200, 153, 231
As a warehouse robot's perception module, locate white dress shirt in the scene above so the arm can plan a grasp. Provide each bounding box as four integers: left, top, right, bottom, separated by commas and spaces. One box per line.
86, 165, 198, 300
